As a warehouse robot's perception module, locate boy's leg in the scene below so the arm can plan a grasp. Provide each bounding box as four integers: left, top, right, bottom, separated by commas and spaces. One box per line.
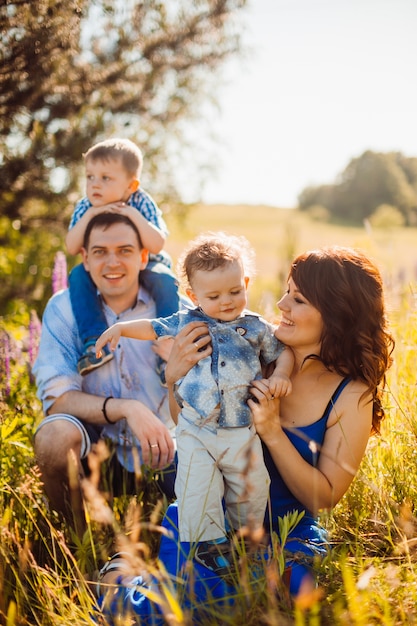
219, 428, 270, 532
69, 263, 114, 375
175, 412, 233, 578
175, 416, 226, 542
140, 263, 180, 318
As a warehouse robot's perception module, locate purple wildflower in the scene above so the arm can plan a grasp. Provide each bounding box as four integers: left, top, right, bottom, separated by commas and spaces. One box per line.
1, 332, 11, 397
28, 310, 42, 369
52, 251, 68, 294
5, 334, 10, 397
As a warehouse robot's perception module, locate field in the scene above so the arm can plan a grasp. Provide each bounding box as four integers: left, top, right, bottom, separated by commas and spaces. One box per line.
165, 204, 417, 315
1, 204, 417, 625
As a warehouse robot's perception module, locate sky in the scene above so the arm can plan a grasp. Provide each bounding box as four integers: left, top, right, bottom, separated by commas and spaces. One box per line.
191, 0, 417, 208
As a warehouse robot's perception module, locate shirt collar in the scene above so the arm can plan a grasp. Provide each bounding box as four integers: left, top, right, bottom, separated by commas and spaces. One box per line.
191, 306, 249, 324
98, 285, 151, 315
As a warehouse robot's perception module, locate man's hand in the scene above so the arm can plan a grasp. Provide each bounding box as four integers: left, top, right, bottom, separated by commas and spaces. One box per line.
122, 398, 175, 469
164, 321, 212, 386
50, 392, 174, 470
152, 336, 174, 363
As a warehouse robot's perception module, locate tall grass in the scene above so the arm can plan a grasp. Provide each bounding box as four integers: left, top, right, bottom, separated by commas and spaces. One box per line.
1, 206, 417, 624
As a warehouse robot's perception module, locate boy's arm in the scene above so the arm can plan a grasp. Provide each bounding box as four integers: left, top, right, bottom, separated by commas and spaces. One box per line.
95, 319, 157, 356
66, 202, 167, 256
66, 206, 105, 255
118, 205, 166, 254
268, 346, 294, 397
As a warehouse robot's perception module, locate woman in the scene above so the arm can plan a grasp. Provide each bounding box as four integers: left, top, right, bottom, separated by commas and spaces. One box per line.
247, 245, 394, 592
98, 246, 394, 618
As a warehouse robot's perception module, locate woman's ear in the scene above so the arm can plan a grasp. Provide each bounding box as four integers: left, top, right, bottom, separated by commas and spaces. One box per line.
186, 287, 199, 306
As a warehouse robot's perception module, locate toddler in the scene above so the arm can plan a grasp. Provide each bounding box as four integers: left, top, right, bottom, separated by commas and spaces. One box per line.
95, 232, 294, 575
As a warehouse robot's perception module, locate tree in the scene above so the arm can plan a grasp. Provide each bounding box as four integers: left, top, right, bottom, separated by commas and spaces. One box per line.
0, 0, 247, 312
1, 0, 247, 221
333, 151, 416, 223
298, 184, 335, 215
298, 150, 417, 225
368, 204, 405, 229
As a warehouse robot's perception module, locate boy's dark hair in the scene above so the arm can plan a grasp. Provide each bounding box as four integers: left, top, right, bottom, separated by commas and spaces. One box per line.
84, 138, 143, 177
83, 213, 143, 249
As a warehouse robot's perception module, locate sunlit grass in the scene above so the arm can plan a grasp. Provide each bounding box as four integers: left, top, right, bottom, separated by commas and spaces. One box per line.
2, 207, 417, 624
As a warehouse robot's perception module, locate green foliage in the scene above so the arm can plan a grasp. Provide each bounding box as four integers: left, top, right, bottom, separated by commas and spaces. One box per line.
298, 150, 417, 226
297, 185, 335, 219
0, 0, 248, 313
1, 0, 247, 221
2, 211, 417, 623
368, 204, 406, 229
2, 269, 417, 624
0, 216, 68, 316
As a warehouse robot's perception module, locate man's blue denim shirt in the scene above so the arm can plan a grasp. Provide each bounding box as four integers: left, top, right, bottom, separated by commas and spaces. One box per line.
152, 307, 285, 427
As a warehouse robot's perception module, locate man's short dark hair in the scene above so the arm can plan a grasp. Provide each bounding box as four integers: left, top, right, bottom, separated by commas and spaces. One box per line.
83, 213, 143, 249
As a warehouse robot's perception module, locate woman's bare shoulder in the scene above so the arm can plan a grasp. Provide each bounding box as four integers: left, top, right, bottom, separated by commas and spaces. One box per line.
326, 377, 372, 428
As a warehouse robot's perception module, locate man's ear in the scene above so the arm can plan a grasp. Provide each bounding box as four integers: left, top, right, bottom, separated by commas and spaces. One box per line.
140, 247, 149, 269
129, 178, 140, 193
186, 287, 199, 306
80, 247, 89, 271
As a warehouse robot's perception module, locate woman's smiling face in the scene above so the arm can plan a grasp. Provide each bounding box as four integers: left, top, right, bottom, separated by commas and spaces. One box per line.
275, 278, 324, 352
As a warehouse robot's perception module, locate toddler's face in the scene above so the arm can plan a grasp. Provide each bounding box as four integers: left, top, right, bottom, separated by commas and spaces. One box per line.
187, 260, 249, 322
86, 157, 136, 206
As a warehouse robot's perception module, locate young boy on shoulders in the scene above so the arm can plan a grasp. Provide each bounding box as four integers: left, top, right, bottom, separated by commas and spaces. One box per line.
66, 138, 179, 375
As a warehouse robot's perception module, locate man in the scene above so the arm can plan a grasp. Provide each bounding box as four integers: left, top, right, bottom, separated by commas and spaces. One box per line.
33, 213, 176, 529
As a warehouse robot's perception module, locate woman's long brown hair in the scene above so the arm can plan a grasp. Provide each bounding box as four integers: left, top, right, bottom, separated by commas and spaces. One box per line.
289, 246, 395, 434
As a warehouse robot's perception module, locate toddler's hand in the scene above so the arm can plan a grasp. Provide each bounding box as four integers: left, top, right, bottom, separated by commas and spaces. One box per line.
95, 324, 122, 357
92, 202, 127, 215
114, 203, 136, 218
268, 374, 292, 398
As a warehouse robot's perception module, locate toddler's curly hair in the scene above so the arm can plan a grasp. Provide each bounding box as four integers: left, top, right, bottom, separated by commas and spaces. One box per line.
178, 231, 256, 289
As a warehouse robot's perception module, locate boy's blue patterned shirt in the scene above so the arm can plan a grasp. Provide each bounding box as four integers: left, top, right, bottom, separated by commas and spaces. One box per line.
69, 188, 168, 234
152, 307, 285, 427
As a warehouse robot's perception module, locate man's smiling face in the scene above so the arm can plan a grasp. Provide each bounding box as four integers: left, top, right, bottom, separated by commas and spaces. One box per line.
81, 222, 148, 314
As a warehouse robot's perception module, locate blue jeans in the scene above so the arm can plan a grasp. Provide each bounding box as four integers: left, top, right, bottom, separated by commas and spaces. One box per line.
69, 262, 179, 345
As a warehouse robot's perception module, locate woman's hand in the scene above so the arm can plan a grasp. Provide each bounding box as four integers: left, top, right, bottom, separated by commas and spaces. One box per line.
164, 321, 212, 386
248, 378, 283, 443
